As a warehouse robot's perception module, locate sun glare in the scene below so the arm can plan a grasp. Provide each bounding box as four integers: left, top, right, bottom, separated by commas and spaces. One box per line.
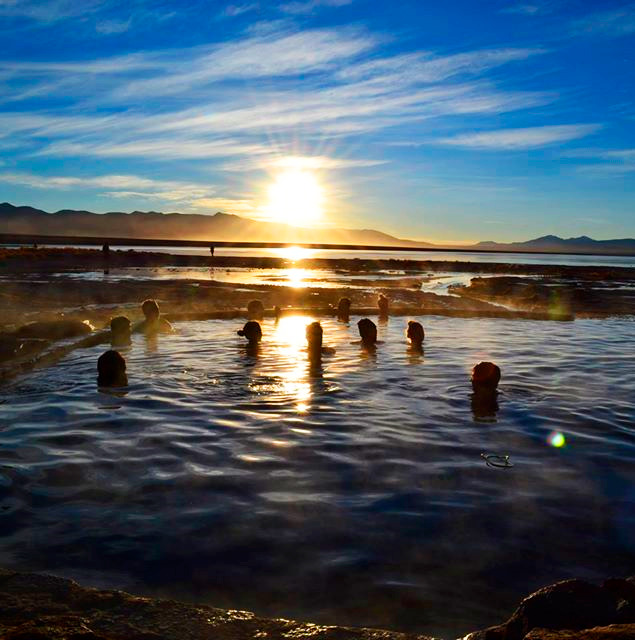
266, 168, 324, 226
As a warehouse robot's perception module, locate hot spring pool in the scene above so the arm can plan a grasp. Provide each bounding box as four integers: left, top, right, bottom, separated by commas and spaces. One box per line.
1, 315, 634, 638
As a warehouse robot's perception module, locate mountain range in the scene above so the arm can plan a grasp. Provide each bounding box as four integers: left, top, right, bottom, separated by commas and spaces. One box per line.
2, 202, 635, 255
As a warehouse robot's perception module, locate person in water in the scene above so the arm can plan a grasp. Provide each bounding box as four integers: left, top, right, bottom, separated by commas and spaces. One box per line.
247, 299, 265, 320
471, 361, 501, 394
355, 318, 380, 347
406, 320, 424, 349
470, 362, 500, 418
238, 320, 262, 345
97, 350, 127, 387
337, 297, 351, 321
378, 294, 389, 317
306, 321, 335, 360
135, 299, 173, 334
110, 316, 131, 347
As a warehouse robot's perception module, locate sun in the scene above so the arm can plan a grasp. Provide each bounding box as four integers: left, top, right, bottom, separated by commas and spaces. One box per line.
265, 168, 324, 226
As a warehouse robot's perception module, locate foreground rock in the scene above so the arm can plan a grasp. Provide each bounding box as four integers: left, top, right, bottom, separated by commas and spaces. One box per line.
465, 578, 635, 640
1, 570, 634, 640
0, 569, 433, 640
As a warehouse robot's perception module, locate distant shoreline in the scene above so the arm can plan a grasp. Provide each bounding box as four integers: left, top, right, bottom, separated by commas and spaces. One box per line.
3, 231, 635, 257
2, 246, 635, 279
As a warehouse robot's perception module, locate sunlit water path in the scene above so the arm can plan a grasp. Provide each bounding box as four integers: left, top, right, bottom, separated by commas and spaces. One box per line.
1, 316, 634, 637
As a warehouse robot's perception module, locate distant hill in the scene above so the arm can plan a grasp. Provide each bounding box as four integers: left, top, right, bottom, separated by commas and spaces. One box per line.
473, 235, 635, 255
1, 203, 634, 255
0, 202, 430, 248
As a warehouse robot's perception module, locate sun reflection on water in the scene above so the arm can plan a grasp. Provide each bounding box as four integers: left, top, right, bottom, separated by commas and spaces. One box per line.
275, 246, 315, 262
274, 315, 314, 412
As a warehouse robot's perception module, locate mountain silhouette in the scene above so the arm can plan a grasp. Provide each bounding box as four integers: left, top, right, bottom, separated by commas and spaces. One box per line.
0, 202, 430, 247
1, 202, 635, 254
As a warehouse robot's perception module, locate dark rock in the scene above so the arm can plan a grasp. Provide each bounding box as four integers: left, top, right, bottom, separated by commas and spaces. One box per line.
603, 579, 635, 624
0, 568, 434, 640
523, 624, 635, 639
466, 580, 619, 640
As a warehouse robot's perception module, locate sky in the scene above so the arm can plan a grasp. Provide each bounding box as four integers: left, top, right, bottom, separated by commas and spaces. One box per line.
0, 0, 634, 242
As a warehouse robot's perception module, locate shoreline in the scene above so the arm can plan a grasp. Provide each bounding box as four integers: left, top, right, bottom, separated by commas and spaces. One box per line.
3, 246, 635, 278
0, 568, 633, 639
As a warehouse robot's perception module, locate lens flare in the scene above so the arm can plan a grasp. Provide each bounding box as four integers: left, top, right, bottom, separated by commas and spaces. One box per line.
547, 431, 566, 448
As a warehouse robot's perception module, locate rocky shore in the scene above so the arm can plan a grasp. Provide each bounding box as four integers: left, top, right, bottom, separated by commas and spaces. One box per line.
0, 569, 633, 640
448, 276, 635, 317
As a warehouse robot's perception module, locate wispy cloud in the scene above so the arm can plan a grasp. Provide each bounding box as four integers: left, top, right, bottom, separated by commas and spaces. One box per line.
436, 124, 601, 149
501, 4, 544, 15
0, 172, 216, 203
219, 3, 259, 18
566, 148, 635, 175
279, 0, 353, 15
0, 0, 105, 22
95, 18, 132, 34
0, 23, 555, 165
570, 4, 635, 38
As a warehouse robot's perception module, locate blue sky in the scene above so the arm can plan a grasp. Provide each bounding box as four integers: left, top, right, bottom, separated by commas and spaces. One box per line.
0, 0, 634, 242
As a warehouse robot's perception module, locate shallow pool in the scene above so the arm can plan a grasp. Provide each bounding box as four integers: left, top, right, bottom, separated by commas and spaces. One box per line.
1, 316, 634, 638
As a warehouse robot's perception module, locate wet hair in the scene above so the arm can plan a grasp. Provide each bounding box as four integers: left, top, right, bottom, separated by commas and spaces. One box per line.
357, 318, 377, 344
97, 350, 127, 387
306, 321, 323, 349
337, 298, 351, 313
378, 294, 389, 315
407, 320, 424, 345
141, 299, 160, 320
238, 321, 262, 343
110, 315, 131, 342
471, 361, 501, 393
247, 299, 265, 319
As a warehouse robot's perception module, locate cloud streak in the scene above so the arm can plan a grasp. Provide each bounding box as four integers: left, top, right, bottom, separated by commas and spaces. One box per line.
570, 4, 635, 38
436, 124, 601, 150
279, 0, 353, 14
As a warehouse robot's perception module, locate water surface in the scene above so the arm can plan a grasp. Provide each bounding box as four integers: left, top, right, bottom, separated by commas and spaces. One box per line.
1, 316, 634, 638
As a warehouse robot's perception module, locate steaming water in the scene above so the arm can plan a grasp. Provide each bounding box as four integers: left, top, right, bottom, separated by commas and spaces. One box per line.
1, 315, 634, 638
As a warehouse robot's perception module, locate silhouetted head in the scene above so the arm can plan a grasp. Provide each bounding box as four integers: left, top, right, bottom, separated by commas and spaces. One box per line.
110, 316, 131, 346
357, 318, 377, 345
247, 299, 265, 319
306, 321, 323, 352
238, 321, 262, 344
141, 299, 160, 321
471, 361, 501, 393
407, 320, 424, 346
337, 298, 351, 320
378, 294, 389, 315
97, 350, 127, 387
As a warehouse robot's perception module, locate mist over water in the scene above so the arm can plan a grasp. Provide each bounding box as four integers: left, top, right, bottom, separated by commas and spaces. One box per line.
1, 316, 634, 638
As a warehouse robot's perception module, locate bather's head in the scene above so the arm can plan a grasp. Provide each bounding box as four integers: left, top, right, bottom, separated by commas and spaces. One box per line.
471, 361, 501, 394
407, 320, 424, 347
306, 321, 323, 352
97, 350, 127, 387
378, 294, 389, 314
110, 315, 131, 346
238, 320, 262, 344
247, 299, 265, 320
141, 299, 160, 321
357, 318, 377, 345
337, 298, 351, 319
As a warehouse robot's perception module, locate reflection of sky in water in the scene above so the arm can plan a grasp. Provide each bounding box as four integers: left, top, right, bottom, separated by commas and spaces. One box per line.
1, 316, 634, 638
